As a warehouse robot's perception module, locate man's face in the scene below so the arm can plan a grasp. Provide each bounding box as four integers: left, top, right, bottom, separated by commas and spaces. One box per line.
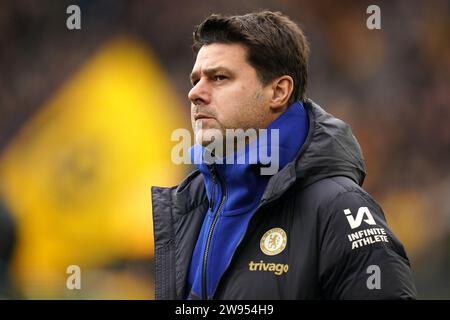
188, 43, 273, 146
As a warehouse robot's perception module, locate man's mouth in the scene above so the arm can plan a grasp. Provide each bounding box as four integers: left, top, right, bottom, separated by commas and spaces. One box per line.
194, 114, 214, 121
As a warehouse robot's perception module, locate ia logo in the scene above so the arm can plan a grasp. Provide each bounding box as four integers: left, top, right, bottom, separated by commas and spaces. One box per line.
344, 206, 376, 229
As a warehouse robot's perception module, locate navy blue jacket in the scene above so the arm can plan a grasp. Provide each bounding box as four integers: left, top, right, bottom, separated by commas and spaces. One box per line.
151, 99, 417, 299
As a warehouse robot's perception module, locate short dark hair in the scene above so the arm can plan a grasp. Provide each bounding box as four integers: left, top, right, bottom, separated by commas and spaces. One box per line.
192, 11, 310, 103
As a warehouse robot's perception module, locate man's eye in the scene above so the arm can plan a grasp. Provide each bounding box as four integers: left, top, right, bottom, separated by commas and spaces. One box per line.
214, 75, 227, 81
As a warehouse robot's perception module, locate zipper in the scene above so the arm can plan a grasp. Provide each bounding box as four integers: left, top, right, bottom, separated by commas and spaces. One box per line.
209, 167, 216, 210
211, 200, 268, 299
202, 164, 226, 300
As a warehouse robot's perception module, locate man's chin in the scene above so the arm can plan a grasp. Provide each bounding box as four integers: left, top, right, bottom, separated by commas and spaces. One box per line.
194, 128, 224, 146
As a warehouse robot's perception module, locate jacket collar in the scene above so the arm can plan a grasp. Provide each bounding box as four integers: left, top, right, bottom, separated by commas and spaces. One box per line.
260, 99, 366, 205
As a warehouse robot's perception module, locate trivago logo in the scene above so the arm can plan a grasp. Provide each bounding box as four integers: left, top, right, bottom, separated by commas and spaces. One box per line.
248, 260, 289, 276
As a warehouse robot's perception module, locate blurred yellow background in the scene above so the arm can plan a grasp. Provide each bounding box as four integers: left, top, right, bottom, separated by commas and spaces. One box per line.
0, 37, 189, 298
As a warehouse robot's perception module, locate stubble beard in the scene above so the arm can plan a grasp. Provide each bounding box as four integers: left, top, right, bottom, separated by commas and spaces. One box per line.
192, 88, 267, 156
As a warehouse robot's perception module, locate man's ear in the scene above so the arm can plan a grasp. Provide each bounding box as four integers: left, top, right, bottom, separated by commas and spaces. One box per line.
269, 75, 294, 111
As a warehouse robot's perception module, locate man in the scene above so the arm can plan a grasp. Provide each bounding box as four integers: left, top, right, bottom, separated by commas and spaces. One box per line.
152, 11, 417, 299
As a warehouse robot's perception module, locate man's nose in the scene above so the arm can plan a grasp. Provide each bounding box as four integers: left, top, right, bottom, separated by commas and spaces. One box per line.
188, 79, 210, 105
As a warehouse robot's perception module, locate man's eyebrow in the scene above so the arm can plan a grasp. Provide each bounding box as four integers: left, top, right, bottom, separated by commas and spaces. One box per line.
189, 71, 199, 84
190, 66, 231, 84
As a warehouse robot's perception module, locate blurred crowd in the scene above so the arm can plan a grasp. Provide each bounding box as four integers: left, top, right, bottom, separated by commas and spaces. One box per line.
0, 0, 449, 299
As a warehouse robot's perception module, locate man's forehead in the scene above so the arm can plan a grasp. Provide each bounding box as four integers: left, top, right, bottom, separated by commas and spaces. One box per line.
191, 43, 248, 73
